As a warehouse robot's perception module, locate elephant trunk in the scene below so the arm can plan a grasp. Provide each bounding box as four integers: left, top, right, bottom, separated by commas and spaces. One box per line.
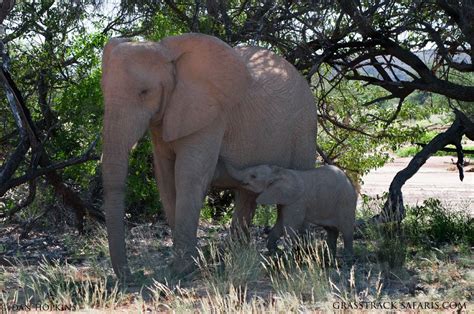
102, 149, 130, 278
102, 104, 151, 279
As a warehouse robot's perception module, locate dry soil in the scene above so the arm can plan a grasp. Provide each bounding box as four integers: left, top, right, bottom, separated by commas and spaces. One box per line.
361, 156, 474, 214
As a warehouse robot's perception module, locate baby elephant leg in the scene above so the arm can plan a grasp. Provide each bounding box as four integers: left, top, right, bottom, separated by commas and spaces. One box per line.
342, 227, 354, 259
267, 205, 305, 252
267, 225, 283, 253
281, 205, 305, 245
267, 205, 284, 253
324, 227, 339, 260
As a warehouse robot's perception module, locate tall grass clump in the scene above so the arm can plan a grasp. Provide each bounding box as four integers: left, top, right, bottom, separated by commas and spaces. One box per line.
358, 193, 407, 269
148, 280, 197, 312
64, 224, 110, 263
262, 233, 386, 308
199, 284, 304, 312
262, 234, 331, 301
365, 221, 408, 270
15, 258, 125, 310
148, 279, 306, 312
196, 236, 263, 294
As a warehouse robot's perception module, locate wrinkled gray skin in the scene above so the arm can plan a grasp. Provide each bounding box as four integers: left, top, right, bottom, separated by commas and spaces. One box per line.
226, 163, 357, 258
101, 33, 317, 278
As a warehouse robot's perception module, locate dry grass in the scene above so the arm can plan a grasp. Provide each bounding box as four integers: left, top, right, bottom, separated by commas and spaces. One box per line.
1, 200, 473, 312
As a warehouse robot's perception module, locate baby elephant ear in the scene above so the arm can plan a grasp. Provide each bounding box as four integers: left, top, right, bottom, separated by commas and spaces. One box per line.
256, 172, 304, 205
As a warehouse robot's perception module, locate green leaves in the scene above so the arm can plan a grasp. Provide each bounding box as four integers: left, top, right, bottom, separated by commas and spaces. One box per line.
126, 137, 161, 220
147, 13, 187, 41
317, 79, 439, 181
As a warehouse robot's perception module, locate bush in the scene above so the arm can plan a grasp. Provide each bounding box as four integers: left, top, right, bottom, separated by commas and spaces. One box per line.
360, 197, 472, 269
404, 198, 473, 246
126, 137, 162, 221
362, 218, 407, 270
252, 205, 277, 227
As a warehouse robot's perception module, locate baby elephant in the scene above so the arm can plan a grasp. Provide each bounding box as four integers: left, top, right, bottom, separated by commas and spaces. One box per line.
226, 164, 357, 258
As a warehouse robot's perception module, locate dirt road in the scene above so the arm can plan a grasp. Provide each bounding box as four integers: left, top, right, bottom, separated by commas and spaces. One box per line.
361, 156, 474, 213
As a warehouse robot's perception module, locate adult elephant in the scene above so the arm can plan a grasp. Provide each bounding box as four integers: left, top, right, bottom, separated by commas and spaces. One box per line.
102, 33, 317, 278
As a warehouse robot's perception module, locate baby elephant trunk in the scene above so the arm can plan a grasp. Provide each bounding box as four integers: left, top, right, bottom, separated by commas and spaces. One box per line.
224, 161, 246, 183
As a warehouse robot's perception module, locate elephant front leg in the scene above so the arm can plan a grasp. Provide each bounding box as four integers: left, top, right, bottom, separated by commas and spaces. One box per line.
170, 126, 224, 274
151, 129, 177, 229
171, 155, 218, 274
152, 154, 176, 229
267, 204, 284, 252
231, 189, 257, 236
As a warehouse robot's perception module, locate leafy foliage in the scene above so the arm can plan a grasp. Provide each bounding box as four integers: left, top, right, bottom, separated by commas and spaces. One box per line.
0, 5, 187, 221
126, 138, 161, 221
404, 199, 474, 246
317, 80, 431, 178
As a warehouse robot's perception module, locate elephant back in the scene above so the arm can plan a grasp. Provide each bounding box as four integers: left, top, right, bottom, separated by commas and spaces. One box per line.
221, 46, 317, 171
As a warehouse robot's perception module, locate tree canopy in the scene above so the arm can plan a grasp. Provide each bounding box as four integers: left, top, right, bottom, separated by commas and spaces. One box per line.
0, 0, 472, 230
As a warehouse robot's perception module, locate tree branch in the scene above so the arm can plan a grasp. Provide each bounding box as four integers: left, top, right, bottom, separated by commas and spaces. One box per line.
379, 109, 471, 223
0, 34, 102, 230
0, 137, 100, 197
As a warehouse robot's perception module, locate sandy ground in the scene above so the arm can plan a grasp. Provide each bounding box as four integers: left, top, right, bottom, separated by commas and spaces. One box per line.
361, 156, 474, 214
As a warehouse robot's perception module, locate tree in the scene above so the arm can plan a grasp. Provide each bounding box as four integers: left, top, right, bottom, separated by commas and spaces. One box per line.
0, 1, 164, 232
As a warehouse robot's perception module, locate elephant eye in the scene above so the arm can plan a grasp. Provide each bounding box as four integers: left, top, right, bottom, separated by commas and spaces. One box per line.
250, 174, 256, 179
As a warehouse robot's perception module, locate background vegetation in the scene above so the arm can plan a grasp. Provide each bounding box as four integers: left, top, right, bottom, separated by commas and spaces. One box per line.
2, 0, 472, 225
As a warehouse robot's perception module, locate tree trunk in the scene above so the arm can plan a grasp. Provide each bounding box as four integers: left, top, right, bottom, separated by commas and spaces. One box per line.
379, 109, 473, 223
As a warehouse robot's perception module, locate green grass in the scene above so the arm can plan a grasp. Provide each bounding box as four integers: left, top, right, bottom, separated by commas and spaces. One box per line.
396, 145, 423, 157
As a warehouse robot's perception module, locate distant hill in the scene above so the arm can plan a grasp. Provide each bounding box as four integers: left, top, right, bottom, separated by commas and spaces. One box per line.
359, 50, 471, 81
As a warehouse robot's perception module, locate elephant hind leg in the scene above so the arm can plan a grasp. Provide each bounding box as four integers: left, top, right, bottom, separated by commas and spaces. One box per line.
230, 189, 257, 236
324, 227, 339, 260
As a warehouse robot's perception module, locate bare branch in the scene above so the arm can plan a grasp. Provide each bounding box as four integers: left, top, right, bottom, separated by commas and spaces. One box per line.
0, 136, 100, 197
316, 145, 334, 165
0, 180, 36, 219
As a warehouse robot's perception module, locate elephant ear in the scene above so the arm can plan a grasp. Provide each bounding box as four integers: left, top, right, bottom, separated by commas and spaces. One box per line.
161, 34, 252, 142
256, 170, 305, 205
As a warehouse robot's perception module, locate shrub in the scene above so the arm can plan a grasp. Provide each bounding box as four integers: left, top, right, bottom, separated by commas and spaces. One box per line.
404, 198, 473, 246
126, 137, 161, 221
